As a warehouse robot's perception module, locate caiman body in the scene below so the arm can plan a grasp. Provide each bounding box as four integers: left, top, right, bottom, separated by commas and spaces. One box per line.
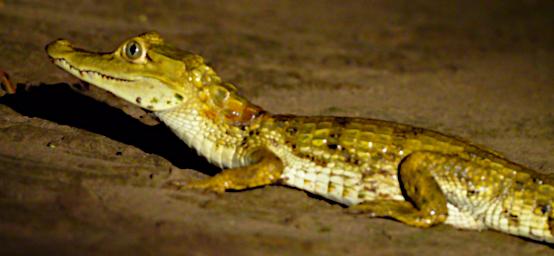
46, 32, 554, 243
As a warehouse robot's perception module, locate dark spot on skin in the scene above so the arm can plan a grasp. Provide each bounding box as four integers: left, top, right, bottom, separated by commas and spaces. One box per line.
548, 216, 554, 236
327, 144, 338, 150
240, 137, 248, 146
136, 97, 142, 104
377, 169, 389, 176
291, 144, 297, 149
508, 213, 519, 226
166, 100, 172, 105
540, 204, 552, 215
514, 180, 525, 190
149, 173, 154, 179
335, 117, 349, 126
342, 152, 351, 162
366, 186, 377, 193
313, 158, 327, 167
145, 53, 153, 62
409, 127, 424, 136
115, 151, 122, 156
248, 131, 254, 136
467, 190, 478, 196
377, 193, 391, 200
150, 98, 159, 103
286, 127, 297, 134
361, 168, 376, 179
175, 93, 184, 101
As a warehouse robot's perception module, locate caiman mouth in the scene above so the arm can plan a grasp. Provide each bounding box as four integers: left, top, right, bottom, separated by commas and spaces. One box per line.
49, 57, 159, 124
51, 57, 134, 83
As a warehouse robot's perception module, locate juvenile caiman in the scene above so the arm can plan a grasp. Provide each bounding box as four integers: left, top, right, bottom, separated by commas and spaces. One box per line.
45, 32, 554, 243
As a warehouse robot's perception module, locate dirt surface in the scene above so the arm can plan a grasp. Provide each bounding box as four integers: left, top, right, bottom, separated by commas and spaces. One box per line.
0, 0, 553, 255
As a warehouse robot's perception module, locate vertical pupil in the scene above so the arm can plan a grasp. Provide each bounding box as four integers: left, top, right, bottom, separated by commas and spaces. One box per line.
128, 43, 139, 57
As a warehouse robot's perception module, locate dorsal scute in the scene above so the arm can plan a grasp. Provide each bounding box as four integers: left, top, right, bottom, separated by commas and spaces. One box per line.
186, 64, 222, 88
202, 83, 264, 126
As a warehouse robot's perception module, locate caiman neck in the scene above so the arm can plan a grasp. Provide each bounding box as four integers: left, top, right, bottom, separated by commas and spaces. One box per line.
154, 65, 267, 168
197, 82, 266, 128
184, 63, 267, 127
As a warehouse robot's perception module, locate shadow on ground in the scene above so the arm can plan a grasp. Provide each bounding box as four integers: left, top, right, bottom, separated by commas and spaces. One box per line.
0, 84, 219, 175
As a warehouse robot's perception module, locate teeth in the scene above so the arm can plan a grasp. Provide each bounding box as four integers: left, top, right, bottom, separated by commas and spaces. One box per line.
53, 58, 132, 82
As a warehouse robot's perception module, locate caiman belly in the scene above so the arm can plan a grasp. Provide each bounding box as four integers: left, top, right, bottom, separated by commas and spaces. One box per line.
269, 142, 404, 206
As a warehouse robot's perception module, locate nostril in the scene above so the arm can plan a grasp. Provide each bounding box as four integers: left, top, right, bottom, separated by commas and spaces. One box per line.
45, 39, 73, 56
56, 39, 71, 46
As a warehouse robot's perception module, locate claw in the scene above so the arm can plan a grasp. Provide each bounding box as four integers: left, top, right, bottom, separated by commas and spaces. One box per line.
0, 68, 16, 96
164, 179, 225, 194
184, 180, 226, 194
345, 205, 377, 217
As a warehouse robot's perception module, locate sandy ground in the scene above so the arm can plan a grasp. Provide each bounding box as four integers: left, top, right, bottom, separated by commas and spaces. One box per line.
0, 0, 553, 255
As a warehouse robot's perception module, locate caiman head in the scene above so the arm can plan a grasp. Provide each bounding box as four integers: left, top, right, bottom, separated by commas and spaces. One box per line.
45, 32, 221, 112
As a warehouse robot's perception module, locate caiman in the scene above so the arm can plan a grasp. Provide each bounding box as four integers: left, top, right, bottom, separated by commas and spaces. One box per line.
45, 32, 554, 243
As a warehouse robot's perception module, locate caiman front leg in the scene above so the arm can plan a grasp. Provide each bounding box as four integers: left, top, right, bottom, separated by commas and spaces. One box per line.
349, 152, 448, 228
172, 149, 284, 193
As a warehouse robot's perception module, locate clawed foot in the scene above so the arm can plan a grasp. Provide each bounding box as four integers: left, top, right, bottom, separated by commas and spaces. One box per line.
346, 200, 445, 228
345, 205, 379, 217
164, 149, 284, 194
345, 200, 417, 218
165, 179, 226, 194
0, 68, 16, 97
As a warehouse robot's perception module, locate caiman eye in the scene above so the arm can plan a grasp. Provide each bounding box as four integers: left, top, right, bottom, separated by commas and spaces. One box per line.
124, 40, 143, 60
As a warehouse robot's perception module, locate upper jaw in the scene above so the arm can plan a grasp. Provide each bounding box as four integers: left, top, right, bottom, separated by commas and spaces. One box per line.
46, 39, 135, 83
50, 57, 134, 83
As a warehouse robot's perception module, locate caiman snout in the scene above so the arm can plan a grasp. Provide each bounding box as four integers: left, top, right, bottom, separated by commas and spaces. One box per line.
45, 39, 74, 59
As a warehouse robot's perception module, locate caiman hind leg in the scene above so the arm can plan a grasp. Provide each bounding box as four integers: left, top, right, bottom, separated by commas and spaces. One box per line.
171, 149, 284, 193
349, 152, 448, 228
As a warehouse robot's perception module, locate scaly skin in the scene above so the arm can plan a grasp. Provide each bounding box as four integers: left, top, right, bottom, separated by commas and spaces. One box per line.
46, 32, 554, 243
